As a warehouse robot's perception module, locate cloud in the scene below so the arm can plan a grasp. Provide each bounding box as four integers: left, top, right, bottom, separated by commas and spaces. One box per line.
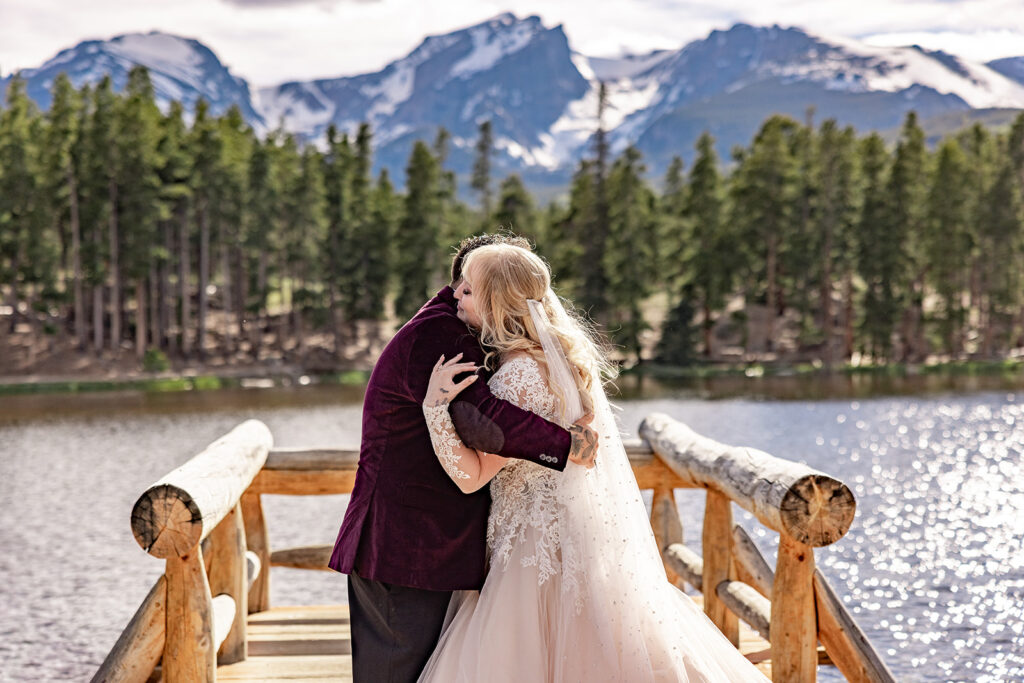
219, 0, 379, 7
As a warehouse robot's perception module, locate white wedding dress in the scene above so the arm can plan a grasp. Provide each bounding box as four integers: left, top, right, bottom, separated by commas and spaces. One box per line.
419, 355, 769, 682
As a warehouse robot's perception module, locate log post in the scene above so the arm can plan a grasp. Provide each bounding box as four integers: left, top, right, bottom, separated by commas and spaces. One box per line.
702, 489, 739, 646
650, 486, 684, 585
732, 524, 775, 599
240, 489, 270, 613
771, 534, 817, 683
640, 414, 855, 547
206, 501, 247, 664
90, 577, 166, 683
163, 545, 214, 683
131, 420, 272, 559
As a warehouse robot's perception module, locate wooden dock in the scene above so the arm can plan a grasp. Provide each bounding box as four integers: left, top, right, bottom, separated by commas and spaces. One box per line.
95, 416, 895, 683
216, 598, 773, 682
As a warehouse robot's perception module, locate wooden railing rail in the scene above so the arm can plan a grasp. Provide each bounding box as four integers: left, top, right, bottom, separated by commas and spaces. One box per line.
93, 420, 272, 683
639, 413, 895, 683
95, 415, 894, 683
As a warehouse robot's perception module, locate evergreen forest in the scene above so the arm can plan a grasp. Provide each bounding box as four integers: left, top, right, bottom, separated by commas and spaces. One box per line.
3, 66, 1024, 372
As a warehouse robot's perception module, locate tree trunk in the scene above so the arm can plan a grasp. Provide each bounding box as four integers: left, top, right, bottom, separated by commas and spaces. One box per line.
820, 224, 834, 370
69, 168, 85, 350
179, 206, 191, 357
842, 270, 854, 361
220, 241, 233, 355
135, 278, 147, 359
197, 200, 209, 361
160, 222, 172, 352
149, 265, 160, 351
235, 244, 247, 345
702, 299, 713, 358
766, 235, 777, 353
254, 250, 267, 360
108, 180, 121, 352
93, 284, 104, 351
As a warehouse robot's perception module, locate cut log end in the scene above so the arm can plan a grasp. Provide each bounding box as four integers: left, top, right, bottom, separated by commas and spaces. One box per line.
780, 475, 856, 547
131, 483, 203, 558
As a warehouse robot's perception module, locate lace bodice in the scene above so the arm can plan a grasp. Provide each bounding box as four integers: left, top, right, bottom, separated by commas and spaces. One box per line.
485, 355, 566, 586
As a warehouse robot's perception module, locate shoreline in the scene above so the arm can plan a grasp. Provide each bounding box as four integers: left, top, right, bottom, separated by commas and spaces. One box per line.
3, 358, 1023, 397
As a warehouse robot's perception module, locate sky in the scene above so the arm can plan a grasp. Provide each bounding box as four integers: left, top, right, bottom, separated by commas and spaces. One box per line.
2, 0, 1023, 87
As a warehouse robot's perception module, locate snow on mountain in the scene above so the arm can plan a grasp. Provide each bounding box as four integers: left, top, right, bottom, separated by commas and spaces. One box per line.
784, 36, 1024, 108
7, 31, 263, 126
6, 18, 1024, 189
988, 56, 1024, 86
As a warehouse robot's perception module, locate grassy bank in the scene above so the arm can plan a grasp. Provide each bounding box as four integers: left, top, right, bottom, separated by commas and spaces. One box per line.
0, 369, 372, 396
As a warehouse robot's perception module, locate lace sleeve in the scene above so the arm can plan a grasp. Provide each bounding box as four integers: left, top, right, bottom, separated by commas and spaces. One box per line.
423, 404, 471, 481
489, 355, 559, 425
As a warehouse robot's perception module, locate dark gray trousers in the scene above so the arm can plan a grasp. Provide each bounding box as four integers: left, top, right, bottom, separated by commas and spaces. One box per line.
347, 571, 453, 683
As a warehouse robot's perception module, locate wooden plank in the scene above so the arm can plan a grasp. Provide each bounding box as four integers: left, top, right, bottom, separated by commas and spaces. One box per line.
650, 487, 684, 584
663, 543, 703, 591
733, 524, 775, 599
814, 569, 896, 683
716, 579, 772, 641
270, 545, 333, 571
702, 489, 739, 647
240, 490, 270, 612
770, 535, 817, 683
216, 602, 771, 681
640, 413, 856, 547
207, 502, 247, 664
90, 576, 165, 683
251, 470, 357, 496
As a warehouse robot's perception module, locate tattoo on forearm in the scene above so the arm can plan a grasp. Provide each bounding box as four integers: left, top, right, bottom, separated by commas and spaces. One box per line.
569, 425, 598, 462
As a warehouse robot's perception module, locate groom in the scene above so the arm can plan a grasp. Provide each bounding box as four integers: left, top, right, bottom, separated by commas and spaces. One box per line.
328, 234, 597, 682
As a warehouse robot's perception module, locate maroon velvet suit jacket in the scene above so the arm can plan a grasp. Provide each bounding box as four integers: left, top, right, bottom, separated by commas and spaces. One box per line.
328, 286, 572, 591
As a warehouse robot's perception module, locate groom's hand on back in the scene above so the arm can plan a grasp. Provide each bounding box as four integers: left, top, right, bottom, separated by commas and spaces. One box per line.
567, 413, 598, 469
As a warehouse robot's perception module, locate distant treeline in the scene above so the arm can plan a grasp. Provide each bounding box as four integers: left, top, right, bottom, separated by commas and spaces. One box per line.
2, 68, 1024, 367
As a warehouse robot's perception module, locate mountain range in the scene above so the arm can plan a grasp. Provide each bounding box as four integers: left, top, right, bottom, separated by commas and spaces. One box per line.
4, 13, 1024, 192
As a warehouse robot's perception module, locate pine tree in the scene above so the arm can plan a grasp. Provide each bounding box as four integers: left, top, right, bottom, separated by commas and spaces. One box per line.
350, 123, 389, 320
492, 174, 538, 243
580, 82, 611, 320
683, 133, 732, 358
322, 125, 352, 350
729, 115, 800, 352
42, 74, 84, 346
216, 105, 254, 353
472, 120, 494, 219
189, 99, 222, 360
156, 100, 192, 354
0, 76, 48, 336
886, 112, 929, 361
395, 141, 441, 319
605, 146, 657, 362
978, 145, 1024, 355
925, 139, 971, 355
370, 168, 399, 326
815, 120, 861, 365
855, 133, 897, 360
118, 66, 164, 358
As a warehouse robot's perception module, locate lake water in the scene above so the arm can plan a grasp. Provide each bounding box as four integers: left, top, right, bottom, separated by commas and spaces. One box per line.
1, 377, 1022, 681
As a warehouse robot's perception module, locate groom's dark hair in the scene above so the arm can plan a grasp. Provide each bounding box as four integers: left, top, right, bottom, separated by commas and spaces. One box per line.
450, 232, 531, 284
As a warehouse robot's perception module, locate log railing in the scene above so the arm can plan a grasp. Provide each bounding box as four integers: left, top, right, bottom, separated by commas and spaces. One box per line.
94, 414, 894, 683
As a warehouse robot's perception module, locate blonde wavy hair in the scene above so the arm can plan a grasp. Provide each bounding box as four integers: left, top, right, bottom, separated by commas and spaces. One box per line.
461, 244, 615, 420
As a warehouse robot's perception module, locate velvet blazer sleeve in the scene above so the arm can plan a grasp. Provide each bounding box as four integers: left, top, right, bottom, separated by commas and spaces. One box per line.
406, 316, 571, 471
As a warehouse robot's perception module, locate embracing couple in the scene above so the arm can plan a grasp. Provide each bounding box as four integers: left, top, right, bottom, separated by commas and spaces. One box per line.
328, 234, 767, 682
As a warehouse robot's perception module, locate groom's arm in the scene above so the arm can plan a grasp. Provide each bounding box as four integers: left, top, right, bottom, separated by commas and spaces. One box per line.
407, 319, 571, 472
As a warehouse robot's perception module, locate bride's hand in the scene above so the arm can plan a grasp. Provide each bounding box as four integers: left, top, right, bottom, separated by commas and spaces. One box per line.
425, 353, 480, 407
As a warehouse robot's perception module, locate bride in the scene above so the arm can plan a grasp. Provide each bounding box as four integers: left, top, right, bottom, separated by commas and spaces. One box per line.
418, 243, 769, 682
